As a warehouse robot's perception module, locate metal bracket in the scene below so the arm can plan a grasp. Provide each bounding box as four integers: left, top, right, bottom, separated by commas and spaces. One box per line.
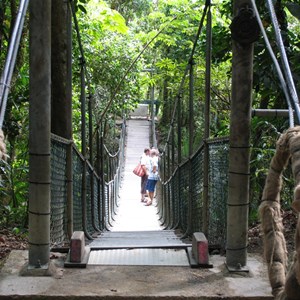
230, 5, 260, 45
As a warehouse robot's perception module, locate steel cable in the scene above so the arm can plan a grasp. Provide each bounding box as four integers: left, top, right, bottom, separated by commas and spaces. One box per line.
266, 0, 300, 125
162, 0, 210, 154
251, 0, 294, 127
0, 0, 29, 128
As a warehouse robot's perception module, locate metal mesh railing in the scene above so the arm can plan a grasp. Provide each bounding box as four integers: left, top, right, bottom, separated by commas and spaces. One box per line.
207, 138, 229, 248
160, 137, 229, 250
72, 148, 83, 233
190, 146, 205, 234
50, 120, 126, 245
50, 138, 68, 245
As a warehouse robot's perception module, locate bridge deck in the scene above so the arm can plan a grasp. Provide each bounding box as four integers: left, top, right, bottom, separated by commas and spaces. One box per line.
90, 230, 188, 249
111, 117, 163, 231
88, 111, 192, 266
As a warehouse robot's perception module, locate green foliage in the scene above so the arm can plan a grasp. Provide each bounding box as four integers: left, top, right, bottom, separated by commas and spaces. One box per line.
286, 2, 300, 21
249, 118, 293, 224
106, 0, 151, 24
70, 0, 143, 148
1, 0, 300, 230
0, 1, 30, 229
73, 0, 89, 14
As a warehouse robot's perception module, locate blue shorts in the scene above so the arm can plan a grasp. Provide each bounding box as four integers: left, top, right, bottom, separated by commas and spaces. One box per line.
145, 179, 157, 193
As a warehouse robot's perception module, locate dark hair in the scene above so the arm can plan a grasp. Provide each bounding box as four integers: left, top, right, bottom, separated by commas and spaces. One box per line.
144, 148, 150, 153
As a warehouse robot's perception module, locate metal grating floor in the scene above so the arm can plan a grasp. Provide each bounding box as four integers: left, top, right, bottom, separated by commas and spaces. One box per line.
88, 248, 190, 266
89, 230, 191, 249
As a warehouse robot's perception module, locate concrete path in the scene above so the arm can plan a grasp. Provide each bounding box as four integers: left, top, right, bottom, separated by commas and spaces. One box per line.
111, 118, 163, 231
0, 250, 273, 299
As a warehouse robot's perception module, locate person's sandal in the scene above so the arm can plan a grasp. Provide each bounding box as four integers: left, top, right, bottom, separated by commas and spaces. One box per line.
145, 201, 152, 206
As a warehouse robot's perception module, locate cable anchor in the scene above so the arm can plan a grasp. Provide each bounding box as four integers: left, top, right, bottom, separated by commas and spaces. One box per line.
230, 5, 260, 45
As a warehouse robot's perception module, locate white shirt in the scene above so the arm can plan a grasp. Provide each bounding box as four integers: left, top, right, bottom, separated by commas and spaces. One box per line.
140, 153, 151, 172
148, 155, 159, 180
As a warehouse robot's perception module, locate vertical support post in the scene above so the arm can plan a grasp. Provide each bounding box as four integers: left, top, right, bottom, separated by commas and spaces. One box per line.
166, 142, 171, 225
80, 63, 90, 239
88, 94, 97, 231
177, 94, 182, 164
100, 130, 107, 230
150, 82, 157, 148
80, 63, 86, 160
66, 144, 73, 239
161, 150, 166, 220
88, 95, 93, 163
66, 2, 73, 239
187, 60, 195, 235
162, 151, 166, 184
189, 60, 194, 157
171, 124, 175, 173
28, 0, 51, 269
167, 141, 171, 180
51, 0, 73, 239
96, 129, 102, 230
226, 0, 254, 270
203, 5, 212, 237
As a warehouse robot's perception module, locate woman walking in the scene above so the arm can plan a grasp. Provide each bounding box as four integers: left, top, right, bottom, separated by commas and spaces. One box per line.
140, 148, 150, 202
145, 148, 159, 206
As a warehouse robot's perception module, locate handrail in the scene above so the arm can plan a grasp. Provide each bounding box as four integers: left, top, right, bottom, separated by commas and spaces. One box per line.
104, 144, 120, 158
159, 136, 230, 246
0, 0, 29, 128
50, 118, 126, 244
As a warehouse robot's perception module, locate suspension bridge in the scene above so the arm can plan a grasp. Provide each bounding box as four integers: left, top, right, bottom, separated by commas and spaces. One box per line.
1, 0, 300, 299
0, 104, 272, 299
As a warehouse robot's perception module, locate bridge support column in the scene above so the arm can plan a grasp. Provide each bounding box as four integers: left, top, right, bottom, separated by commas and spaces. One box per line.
51, 0, 73, 238
226, 0, 255, 271
27, 0, 52, 273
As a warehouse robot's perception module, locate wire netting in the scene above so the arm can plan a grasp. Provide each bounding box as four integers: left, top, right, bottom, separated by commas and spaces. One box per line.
207, 138, 229, 247
85, 166, 94, 236
93, 174, 100, 231
161, 137, 229, 249
50, 139, 68, 246
72, 148, 83, 232
178, 162, 189, 232
190, 145, 205, 234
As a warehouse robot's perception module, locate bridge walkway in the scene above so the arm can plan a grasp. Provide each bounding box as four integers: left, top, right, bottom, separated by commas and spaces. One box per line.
88, 105, 192, 266
110, 117, 162, 231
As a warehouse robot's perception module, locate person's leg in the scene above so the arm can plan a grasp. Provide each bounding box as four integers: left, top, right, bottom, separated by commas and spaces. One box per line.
145, 180, 155, 206
145, 192, 153, 205
141, 175, 147, 202
149, 191, 154, 202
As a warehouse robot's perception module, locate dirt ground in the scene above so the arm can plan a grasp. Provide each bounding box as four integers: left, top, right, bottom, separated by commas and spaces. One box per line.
247, 209, 297, 258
